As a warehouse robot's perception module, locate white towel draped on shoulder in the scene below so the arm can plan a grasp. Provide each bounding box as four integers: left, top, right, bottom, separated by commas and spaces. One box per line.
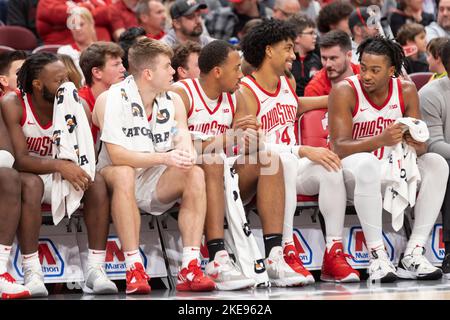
51, 82, 95, 225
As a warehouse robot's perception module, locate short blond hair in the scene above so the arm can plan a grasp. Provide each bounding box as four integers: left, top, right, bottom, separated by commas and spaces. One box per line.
128, 38, 173, 76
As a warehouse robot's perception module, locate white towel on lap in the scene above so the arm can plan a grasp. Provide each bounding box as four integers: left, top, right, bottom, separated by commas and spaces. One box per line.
382, 117, 428, 231
51, 82, 95, 225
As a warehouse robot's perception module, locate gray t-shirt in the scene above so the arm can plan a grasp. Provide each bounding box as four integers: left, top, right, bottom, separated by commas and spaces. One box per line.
419, 76, 450, 159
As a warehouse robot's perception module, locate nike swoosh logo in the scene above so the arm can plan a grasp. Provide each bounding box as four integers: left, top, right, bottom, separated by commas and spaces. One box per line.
261, 98, 269, 104
360, 108, 368, 112
126, 253, 138, 257
195, 108, 202, 112
27, 121, 36, 125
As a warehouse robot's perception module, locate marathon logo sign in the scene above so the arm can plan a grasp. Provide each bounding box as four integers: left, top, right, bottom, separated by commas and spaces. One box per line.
14, 238, 65, 278
199, 238, 209, 270
431, 224, 445, 261
293, 229, 313, 266
104, 236, 147, 275
347, 227, 395, 263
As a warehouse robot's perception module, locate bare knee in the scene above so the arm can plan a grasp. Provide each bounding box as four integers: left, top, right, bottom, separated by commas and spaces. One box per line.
0, 168, 20, 197
85, 172, 109, 203
200, 154, 224, 179
20, 173, 44, 204
104, 166, 136, 194
185, 166, 206, 193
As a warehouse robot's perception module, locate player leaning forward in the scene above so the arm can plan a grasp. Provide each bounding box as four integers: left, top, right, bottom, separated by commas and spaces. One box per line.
329, 35, 448, 282
92, 38, 216, 293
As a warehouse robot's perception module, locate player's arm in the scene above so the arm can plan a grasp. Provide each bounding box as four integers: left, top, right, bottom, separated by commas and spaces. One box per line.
401, 80, 427, 156
1, 94, 92, 191
80, 98, 93, 128
285, 75, 328, 116
172, 92, 197, 162
329, 81, 403, 159
0, 105, 14, 155
170, 85, 233, 154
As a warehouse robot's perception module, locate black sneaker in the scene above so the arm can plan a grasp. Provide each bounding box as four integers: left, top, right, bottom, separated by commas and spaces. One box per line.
442, 253, 450, 279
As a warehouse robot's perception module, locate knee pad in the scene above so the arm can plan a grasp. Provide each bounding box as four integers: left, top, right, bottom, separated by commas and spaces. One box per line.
0, 150, 15, 168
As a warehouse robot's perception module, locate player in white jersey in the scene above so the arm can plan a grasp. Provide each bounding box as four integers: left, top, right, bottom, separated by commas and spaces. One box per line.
239, 19, 360, 283
93, 38, 215, 293
329, 36, 448, 282
0, 110, 30, 299
172, 40, 307, 289
1, 53, 117, 297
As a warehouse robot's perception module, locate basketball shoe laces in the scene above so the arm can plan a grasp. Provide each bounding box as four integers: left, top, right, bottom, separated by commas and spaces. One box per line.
284, 250, 307, 271
129, 264, 150, 282
0, 273, 16, 284
329, 249, 354, 266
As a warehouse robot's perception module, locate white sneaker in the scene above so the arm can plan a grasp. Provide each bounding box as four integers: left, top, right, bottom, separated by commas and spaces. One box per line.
24, 268, 48, 297
205, 250, 255, 291
0, 272, 31, 299
368, 248, 397, 283
83, 266, 118, 294
265, 246, 308, 287
397, 247, 443, 280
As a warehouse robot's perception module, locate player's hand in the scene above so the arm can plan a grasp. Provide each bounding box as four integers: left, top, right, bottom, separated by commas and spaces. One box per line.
164, 149, 195, 169
57, 160, 92, 191
378, 123, 405, 146
404, 132, 427, 155
241, 128, 265, 154
233, 115, 260, 132
299, 146, 341, 172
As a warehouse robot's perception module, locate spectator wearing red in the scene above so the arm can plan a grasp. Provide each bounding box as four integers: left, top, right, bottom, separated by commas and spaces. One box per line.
135, 0, 167, 40
305, 30, 360, 96
36, 0, 122, 44
108, 0, 141, 38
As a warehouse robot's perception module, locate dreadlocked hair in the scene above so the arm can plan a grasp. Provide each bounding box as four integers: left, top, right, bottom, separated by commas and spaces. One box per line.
17, 52, 59, 96
357, 35, 405, 77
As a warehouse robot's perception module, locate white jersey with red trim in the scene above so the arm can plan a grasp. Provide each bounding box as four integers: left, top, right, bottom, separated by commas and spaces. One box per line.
18, 92, 53, 158
174, 78, 235, 138
240, 75, 298, 146
346, 75, 405, 160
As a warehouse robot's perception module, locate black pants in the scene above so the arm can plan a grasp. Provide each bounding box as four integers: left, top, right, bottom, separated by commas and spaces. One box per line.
442, 159, 450, 243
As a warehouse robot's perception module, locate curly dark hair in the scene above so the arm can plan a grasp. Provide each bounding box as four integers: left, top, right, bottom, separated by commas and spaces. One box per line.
357, 36, 405, 77
172, 40, 202, 81
241, 19, 296, 69
17, 52, 59, 95
317, 0, 354, 34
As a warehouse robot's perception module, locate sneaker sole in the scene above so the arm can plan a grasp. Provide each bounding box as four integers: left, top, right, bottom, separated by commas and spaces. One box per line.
270, 276, 308, 287
369, 272, 397, 283
176, 283, 216, 292
397, 267, 443, 280
126, 285, 151, 295
215, 279, 256, 291
83, 284, 119, 295
321, 273, 360, 283
1, 290, 31, 300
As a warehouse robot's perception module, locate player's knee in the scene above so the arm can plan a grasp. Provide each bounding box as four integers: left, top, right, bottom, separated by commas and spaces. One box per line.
87, 173, 109, 202
353, 154, 381, 186
320, 167, 344, 186
20, 173, 44, 204
200, 154, 224, 177
108, 166, 136, 193
0, 167, 20, 197
186, 165, 206, 191
421, 153, 449, 178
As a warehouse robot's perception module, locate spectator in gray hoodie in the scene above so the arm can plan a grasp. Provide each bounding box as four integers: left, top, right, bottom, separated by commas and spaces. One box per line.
425, 0, 450, 42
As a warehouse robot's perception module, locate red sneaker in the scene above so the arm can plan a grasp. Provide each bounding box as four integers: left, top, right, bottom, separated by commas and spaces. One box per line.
321, 242, 360, 283
126, 262, 151, 294
283, 244, 315, 284
176, 259, 216, 292
0, 272, 31, 299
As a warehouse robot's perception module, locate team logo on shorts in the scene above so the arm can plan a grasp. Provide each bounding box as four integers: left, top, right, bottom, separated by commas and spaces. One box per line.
431, 224, 444, 260
14, 238, 65, 278
254, 259, 266, 273
293, 228, 313, 265
131, 103, 144, 118
104, 236, 147, 275
65, 114, 77, 133
347, 226, 395, 263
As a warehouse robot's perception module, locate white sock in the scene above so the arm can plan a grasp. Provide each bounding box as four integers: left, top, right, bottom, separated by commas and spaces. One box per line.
124, 249, 142, 270
404, 235, 428, 256
182, 247, 200, 269
325, 237, 343, 251
22, 251, 42, 273
0, 244, 12, 274
87, 249, 106, 269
